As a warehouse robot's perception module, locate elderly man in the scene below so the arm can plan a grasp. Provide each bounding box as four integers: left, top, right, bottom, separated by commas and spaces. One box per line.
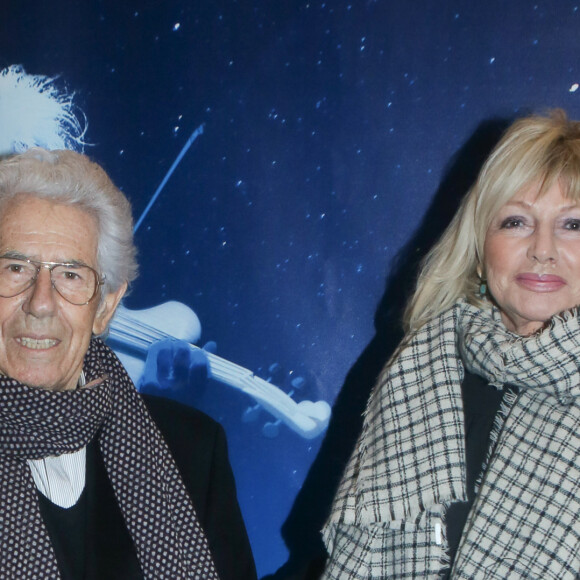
0, 148, 256, 579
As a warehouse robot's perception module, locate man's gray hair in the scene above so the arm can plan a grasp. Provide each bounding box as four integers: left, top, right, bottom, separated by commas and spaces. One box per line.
0, 148, 138, 294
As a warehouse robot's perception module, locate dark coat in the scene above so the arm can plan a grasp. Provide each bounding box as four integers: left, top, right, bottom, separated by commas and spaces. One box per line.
38, 394, 257, 580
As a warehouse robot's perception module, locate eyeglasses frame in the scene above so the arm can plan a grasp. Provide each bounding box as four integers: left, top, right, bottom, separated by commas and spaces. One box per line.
0, 255, 106, 306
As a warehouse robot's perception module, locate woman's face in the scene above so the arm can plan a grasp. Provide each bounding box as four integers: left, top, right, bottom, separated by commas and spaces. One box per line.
484, 181, 580, 335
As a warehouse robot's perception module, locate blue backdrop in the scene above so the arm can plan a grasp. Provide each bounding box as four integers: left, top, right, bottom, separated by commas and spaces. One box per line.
2, 1, 580, 577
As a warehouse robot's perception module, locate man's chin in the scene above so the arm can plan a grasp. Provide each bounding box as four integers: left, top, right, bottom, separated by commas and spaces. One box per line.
8, 373, 69, 392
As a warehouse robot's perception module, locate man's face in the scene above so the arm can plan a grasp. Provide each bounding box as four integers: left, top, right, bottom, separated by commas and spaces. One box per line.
0, 195, 125, 391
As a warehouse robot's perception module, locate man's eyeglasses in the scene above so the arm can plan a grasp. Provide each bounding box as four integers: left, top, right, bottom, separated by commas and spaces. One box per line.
0, 256, 105, 305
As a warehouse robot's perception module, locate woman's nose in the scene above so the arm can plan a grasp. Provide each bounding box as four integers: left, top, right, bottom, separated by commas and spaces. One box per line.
527, 225, 558, 264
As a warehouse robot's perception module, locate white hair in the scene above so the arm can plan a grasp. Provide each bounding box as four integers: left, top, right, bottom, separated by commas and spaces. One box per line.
0, 65, 86, 157
0, 148, 138, 294
0, 66, 135, 294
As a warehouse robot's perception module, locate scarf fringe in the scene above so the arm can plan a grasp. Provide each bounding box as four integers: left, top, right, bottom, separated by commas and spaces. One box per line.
474, 387, 518, 495
324, 302, 580, 579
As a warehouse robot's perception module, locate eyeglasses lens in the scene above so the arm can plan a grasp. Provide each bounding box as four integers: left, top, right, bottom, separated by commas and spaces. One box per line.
0, 258, 98, 305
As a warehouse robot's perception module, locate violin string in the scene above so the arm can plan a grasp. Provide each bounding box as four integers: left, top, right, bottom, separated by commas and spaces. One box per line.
111, 311, 172, 348
110, 311, 297, 416
207, 357, 295, 413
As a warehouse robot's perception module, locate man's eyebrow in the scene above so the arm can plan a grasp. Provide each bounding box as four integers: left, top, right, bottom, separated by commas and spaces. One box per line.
0, 251, 90, 266
0, 250, 29, 260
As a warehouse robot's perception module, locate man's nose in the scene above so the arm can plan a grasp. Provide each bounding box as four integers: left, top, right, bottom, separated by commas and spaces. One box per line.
22, 267, 57, 316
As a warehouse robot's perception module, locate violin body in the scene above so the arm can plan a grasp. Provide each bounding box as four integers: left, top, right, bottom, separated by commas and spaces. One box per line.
108, 301, 331, 439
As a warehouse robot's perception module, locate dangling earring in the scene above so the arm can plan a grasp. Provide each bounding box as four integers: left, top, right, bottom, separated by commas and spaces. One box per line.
478, 278, 487, 298
476, 264, 487, 298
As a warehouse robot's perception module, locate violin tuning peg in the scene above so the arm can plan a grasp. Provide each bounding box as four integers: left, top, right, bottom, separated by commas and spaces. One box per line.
266, 362, 284, 383
262, 420, 281, 438
268, 362, 282, 374
290, 376, 305, 390
242, 404, 261, 423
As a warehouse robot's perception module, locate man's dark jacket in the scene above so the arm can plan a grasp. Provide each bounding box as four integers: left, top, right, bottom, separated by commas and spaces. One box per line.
37, 394, 257, 580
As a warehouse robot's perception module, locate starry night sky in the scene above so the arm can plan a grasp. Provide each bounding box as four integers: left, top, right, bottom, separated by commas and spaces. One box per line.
2, 1, 580, 576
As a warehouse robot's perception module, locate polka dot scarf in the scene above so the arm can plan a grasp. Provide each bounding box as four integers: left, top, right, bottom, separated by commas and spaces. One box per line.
0, 337, 219, 579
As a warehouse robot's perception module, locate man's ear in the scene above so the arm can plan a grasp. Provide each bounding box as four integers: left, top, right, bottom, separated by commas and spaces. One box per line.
92, 282, 128, 335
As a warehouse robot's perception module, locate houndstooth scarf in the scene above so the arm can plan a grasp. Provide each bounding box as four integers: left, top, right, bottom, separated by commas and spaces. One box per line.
0, 337, 219, 579
323, 302, 580, 579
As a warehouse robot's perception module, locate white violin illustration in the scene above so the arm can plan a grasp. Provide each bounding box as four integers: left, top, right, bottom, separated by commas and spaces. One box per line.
0, 73, 330, 439
108, 301, 331, 439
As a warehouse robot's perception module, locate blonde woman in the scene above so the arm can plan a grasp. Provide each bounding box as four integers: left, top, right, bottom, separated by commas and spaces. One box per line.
323, 110, 580, 579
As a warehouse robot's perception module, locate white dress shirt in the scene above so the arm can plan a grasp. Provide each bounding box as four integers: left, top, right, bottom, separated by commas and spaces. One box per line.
26, 372, 88, 508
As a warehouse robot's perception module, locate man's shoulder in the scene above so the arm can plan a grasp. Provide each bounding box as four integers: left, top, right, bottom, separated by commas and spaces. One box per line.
140, 393, 224, 464
141, 392, 219, 429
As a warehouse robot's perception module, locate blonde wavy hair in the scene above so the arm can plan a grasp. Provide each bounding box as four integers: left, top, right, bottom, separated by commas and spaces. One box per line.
404, 109, 580, 333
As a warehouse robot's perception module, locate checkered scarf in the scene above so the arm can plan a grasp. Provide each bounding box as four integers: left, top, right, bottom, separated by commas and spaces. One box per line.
323, 302, 580, 579
0, 337, 219, 579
